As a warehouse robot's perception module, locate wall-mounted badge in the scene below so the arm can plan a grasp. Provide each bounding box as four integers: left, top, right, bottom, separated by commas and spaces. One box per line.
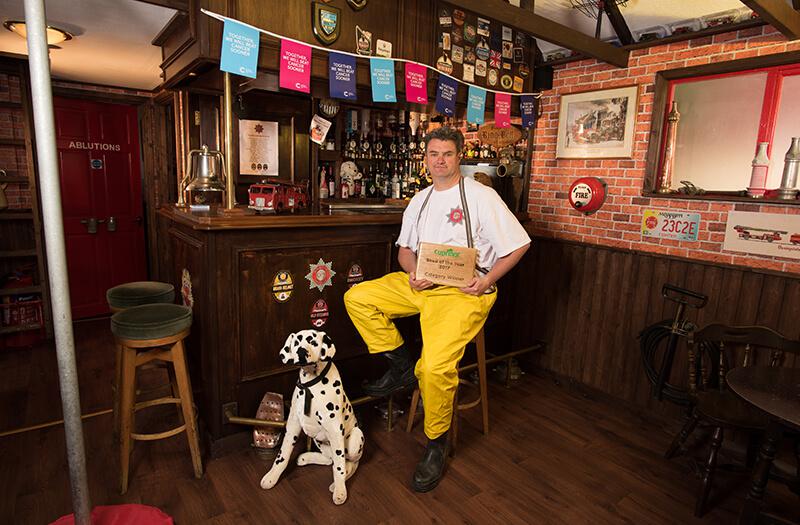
513, 47, 525, 63
441, 33, 451, 51
453, 9, 465, 26
476, 38, 490, 60
464, 46, 476, 64
475, 60, 487, 77
515, 32, 528, 47
489, 50, 501, 69
518, 63, 530, 78
356, 25, 372, 56
464, 24, 477, 44
451, 45, 463, 64
500, 74, 513, 90
312, 2, 341, 45
306, 258, 336, 291
502, 26, 513, 41
462, 64, 475, 83
477, 18, 490, 37
346, 263, 364, 287
513, 75, 524, 93
503, 61, 512, 70
272, 270, 294, 302
90, 159, 103, 169
347, 0, 368, 10
502, 41, 513, 59
310, 299, 329, 328
487, 69, 499, 86
436, 54, 453, 75
376, 39, 392, 58
439, 8, 451, 26
181, 268, 194, 309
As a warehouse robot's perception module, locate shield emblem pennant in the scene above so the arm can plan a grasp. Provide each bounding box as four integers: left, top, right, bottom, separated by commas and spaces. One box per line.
313, 2, 341, 45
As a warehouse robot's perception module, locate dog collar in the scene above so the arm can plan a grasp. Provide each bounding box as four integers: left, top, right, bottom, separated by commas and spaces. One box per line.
297, 361, 332, 416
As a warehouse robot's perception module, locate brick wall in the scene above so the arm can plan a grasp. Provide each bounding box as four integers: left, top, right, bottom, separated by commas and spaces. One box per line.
528, 24, 800, 275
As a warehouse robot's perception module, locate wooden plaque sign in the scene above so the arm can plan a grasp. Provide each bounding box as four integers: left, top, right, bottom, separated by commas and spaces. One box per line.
416, 242, 477, 287
477, 123, 523, 148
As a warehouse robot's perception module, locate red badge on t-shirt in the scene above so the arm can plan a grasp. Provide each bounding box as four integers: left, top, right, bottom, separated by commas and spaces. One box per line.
447, 206, 464, 225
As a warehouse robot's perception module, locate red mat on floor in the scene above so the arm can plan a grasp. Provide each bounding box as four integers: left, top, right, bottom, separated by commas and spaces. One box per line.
51, 504, 173, 525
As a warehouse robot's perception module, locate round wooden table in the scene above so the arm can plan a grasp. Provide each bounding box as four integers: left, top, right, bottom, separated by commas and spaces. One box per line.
727, 366, 800, 525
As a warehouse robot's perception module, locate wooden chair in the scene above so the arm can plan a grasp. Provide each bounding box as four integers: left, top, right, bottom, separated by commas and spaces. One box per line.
668, 324, 800, 517
406, 327, 488, 455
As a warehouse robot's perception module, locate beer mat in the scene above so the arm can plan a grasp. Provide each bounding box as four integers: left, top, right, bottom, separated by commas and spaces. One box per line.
416, 242, 477, 288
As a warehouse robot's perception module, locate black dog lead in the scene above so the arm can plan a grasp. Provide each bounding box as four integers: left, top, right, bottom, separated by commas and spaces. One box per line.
296, 360, 332, 416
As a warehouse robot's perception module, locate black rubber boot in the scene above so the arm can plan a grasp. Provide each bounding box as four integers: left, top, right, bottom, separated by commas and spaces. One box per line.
362, 345, 417, 397
412, 432, 448, 493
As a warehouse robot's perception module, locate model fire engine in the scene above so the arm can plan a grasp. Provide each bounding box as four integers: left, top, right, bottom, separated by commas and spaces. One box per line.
733, 225, 787, 242
248, 182, 308, 213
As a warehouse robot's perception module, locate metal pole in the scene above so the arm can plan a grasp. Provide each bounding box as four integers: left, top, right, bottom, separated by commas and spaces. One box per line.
23, 1, 91, 523
223, 72, 236, 209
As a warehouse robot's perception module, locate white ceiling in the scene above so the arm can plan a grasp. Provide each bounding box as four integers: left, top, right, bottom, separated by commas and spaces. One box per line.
0, 0, 175, 90
0, 1, 784, 90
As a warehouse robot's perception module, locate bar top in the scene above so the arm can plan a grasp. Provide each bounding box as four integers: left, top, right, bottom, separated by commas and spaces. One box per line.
158, 204, 405, 231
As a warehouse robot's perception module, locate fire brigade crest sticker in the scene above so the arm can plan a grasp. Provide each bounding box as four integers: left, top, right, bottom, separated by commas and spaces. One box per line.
310, 299, 329, 327
447, 206, 464, 225
271, 270, 294, 302
306, 258, 336, 291
181, 268, 194, 309
347, 263, 364, 288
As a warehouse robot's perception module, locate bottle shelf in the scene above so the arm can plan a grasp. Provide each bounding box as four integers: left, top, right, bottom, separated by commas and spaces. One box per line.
0, 138, 25, 146
0, 323, 42, 335
0, 210, 33, 220
0, 249, 37, 258
0, 286, 41, 297
0, 100, 23, 109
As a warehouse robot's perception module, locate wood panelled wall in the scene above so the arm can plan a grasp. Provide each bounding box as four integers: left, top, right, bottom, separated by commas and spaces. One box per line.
511, 237, 800, 415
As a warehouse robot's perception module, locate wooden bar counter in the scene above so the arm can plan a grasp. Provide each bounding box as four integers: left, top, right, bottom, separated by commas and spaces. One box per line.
156, 204, 403, 452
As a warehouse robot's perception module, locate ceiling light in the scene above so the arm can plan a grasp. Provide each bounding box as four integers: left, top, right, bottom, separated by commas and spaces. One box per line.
3, 20, 73, 46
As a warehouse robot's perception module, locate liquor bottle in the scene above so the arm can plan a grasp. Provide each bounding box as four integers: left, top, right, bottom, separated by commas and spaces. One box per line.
354, 170, 363, 197
367, 165, 378, 198
748, 142, 770, 198
328, 168, 335, 197
341, 178, 349, 199
391, 168, 401, 199
319, 166, 329, 199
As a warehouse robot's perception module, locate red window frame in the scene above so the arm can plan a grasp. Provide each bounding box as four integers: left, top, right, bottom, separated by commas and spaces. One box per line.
661, 63, 800, 171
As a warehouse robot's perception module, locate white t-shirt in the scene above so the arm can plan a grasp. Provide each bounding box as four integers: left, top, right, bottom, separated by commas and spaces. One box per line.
396, 176, 531, 271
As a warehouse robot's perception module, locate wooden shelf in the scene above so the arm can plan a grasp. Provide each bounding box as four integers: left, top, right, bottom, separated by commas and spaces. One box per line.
0, 323, 42, 335
0, 176, 29, 183
0, 210, 33, 220
0, 286, 41, 297
0, 138, 25, 146
0, 249, 37, 258
0, 100, 22, 109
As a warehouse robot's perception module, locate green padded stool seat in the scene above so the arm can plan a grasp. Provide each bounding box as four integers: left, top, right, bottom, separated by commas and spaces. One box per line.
111, 304, 192, 341
106, 281, 175, 311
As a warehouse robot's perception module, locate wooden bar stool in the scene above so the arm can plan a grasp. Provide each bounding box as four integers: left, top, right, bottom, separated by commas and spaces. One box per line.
111, 303, 202, 494
406, 327, 489, 454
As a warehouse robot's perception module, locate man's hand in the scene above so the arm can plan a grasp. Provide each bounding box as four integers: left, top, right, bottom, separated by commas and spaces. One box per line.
459, 275, 494, 296
408, 272, 434, 291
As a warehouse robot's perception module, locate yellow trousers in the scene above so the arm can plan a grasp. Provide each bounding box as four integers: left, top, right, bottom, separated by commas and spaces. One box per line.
344, 272, 496, 439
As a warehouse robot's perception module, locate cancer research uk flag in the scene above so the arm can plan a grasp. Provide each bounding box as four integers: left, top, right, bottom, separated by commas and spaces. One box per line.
279, 40, 312, 93
494, 93, 511, 128
520, 95, 536, 128
370, 58, 397, 103
220, 20, 259, 78
329, 53, 357, 100
405, 63, 428, 104
467, 86, 486, 125
435, 76, 458, 116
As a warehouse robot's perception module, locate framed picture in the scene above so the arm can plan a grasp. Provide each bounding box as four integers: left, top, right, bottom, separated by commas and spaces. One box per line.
556, 85, 639, 159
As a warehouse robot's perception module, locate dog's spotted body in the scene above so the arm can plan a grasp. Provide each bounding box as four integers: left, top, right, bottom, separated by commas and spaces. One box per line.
260, 330, 364, 505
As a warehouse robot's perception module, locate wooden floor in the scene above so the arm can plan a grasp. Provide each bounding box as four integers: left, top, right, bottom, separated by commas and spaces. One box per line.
0, 319, 797, 524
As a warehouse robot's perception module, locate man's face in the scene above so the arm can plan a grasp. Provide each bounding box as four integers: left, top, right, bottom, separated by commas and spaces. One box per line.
425, 138, 461, 179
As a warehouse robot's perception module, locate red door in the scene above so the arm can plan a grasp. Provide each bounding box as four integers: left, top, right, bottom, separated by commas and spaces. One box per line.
54, 97, 146, 318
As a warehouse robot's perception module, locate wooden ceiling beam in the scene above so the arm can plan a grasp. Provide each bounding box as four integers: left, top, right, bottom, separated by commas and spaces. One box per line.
603, 1, 634, 45
454, 0, 630, 68
741, 0, 800, 39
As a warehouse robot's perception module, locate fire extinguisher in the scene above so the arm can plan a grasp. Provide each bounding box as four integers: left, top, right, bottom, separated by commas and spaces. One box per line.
568, 177, 607, 215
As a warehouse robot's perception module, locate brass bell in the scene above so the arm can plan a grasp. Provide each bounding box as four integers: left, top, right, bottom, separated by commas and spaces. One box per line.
181, 145, 227, 206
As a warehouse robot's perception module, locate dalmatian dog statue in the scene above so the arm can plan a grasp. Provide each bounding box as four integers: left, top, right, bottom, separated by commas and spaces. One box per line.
260, 329, 364, 505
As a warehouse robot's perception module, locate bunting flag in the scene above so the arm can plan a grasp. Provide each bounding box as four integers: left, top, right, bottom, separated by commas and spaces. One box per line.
279, 40, 312, 93
494, 93, 511, 128
405, 63, 428, 104
520, 95, 537, 129
329, 52, 357, 100
220, 19, 259, 79
370, 58, 397, 102
435, 76, 458, 116
467, 86, 486, 124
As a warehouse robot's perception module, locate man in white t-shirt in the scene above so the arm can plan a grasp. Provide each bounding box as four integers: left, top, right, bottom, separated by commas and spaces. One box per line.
344, 127, 530, 492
